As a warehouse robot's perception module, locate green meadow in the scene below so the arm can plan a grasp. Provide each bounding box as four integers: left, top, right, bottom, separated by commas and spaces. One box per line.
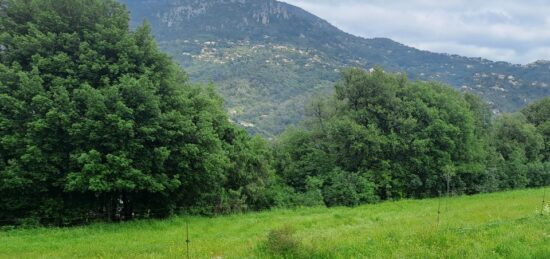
1, 188, 548, 258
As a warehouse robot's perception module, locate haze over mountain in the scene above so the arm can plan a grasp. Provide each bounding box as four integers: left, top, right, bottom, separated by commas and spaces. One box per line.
120, 0, 550, 136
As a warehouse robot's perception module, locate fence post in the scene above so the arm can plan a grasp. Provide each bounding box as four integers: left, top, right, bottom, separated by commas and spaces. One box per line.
437, 191, 442, 227
542, 187, 547, 216
186, 221, 190, 259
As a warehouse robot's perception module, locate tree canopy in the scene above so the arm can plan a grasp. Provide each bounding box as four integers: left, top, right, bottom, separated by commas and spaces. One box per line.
274, 68, 549, 206
0, 0, 276, 225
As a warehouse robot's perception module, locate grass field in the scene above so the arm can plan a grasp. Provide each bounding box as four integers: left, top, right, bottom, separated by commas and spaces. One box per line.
1, 189, 549, 258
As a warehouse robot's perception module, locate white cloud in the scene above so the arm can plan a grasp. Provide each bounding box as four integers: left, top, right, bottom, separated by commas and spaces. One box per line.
410, 41, 518, 62
282, 0, 550, 64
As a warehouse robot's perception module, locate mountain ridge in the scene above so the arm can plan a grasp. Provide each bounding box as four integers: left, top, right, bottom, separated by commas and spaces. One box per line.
120, 0, 550, 136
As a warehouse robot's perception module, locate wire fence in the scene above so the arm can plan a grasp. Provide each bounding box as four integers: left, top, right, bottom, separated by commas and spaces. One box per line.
0, 205, 227, 227
0, 187, 548, 258
1, 186, 548, 227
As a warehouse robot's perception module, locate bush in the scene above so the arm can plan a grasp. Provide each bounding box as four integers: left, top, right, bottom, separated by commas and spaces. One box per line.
216, 189, 248, 214
526, 162, 550, 187
322, 168, 379, 207
265, 225, 301, 256
267, 179, 325, 208
294, 176, 325, 206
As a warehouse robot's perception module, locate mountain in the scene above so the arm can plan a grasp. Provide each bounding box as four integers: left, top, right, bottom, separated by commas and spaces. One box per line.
120, 0, 550, 137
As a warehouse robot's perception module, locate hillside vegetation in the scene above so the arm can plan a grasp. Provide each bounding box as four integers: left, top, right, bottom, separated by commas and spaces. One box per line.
121, 0, 550, 137
1, 189, 548, 258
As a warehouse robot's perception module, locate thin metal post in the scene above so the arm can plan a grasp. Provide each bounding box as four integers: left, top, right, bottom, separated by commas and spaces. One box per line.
186, 221, 190, 259
446, 175, 450, 212
437, 192, 442, 227
542, 188, 547, 216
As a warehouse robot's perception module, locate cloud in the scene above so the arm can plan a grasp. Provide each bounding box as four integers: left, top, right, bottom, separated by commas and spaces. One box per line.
281, 0, 550, 64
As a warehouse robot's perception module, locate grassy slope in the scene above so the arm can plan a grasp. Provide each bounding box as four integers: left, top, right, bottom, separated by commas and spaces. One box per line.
1, 189, 548, 258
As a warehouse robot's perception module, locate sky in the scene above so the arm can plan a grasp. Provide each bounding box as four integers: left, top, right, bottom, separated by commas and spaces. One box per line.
282, 0, 550, 64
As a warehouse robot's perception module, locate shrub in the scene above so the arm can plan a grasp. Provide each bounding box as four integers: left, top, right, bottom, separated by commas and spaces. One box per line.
294, 176, 325, 206
267, 179, 324, 208
526, 162, 550, 187
216, 189, 248, 214
265, 225, 301, 256
322, 168, 379, 207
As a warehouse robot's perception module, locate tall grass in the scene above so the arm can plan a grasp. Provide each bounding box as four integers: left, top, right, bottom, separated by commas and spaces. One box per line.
0, 189, 548, 258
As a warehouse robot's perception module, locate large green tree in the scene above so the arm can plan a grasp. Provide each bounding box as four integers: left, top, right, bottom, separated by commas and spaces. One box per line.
0, 0, 274, 225
522, 97, 550, 162
276, 68, 492, 205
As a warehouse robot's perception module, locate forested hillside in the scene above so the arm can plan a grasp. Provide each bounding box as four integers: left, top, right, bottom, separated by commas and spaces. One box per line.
121, 0, 550, 137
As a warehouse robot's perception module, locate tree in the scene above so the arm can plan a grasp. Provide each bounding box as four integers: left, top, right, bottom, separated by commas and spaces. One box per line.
522, 97, 550, 162
0, 0, 275, 225
491, 114, 544, 188
275, 68, 492, 205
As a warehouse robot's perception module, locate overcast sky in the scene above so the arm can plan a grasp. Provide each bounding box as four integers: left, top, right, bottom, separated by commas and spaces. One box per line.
282, 0, 550, 64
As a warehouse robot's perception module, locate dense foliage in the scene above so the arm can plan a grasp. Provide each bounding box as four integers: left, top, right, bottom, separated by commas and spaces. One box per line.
274, 69, 550, 206
0, 0, 276, 225
0, 0, 548, 226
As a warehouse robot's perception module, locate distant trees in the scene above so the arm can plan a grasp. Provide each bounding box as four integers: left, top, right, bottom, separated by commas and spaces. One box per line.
0, 0, 277, 225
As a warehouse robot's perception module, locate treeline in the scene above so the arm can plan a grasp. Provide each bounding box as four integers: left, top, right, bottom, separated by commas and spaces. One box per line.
273, 69, 550, 207
0, 0, 548, 226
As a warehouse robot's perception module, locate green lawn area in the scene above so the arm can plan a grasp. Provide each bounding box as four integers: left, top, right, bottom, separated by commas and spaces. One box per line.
1, 188, 548, 258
